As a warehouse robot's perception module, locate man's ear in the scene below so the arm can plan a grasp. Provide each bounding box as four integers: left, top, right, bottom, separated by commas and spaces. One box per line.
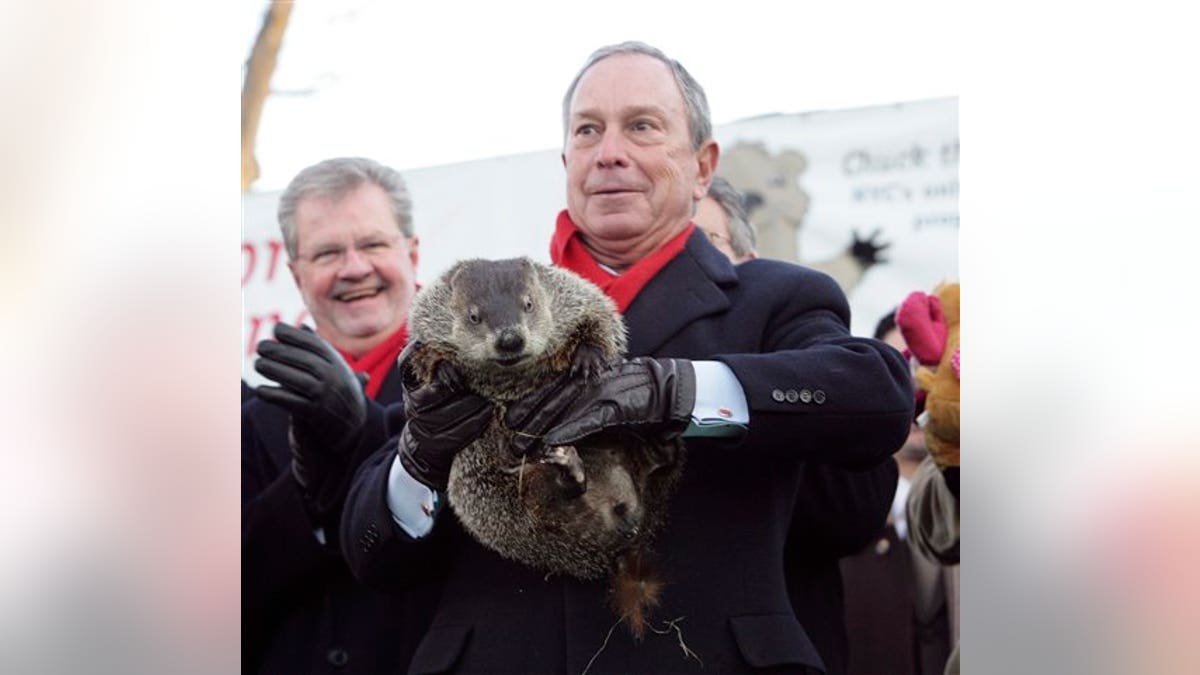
406, 235, 421, 270
693, 139, 720, 201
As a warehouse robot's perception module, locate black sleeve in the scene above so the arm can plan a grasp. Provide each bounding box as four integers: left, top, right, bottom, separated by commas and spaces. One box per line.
787, 457, 899, 558
715, 271, 914, 467
241, 398, 389, 670
340, 437, 453, 592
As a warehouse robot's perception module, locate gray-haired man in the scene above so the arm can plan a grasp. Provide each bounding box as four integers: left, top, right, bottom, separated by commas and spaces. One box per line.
243, 157, 435, 674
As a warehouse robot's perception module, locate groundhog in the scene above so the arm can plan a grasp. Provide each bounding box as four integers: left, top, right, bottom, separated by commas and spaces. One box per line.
406, 257, 684, 636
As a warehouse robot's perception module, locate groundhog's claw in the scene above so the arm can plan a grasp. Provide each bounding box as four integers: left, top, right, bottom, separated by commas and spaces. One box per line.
542, 445, 587, 498
570, 343, 609, 382
432, 359, 465, 389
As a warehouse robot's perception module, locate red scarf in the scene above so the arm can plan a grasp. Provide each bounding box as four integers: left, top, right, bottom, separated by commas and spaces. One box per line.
335, 324, 409, 400
548, 210, 693, 313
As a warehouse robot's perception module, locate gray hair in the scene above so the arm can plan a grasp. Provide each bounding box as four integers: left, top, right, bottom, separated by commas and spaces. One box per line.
562, 41, 712, 151
277, 157, 414, 259
707, 175, 758, 258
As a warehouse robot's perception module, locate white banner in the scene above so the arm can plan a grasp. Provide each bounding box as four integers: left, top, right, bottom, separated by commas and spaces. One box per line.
242, 97, 958, 384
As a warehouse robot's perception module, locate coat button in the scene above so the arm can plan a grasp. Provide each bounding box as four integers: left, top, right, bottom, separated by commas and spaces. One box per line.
326, 648, 350, 667
799, 389, 813, 403
771, 389, 785, 402
785, 389, 799, 403
813, 389, 826, 404
874, 537, 891, 555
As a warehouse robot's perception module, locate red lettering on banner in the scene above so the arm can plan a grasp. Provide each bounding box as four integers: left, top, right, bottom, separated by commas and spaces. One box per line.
265, 239, 286, 282
246, 312, 283, 356
245, 309, 315, 356
242, 239, 289, 285
242, 243, 256, 287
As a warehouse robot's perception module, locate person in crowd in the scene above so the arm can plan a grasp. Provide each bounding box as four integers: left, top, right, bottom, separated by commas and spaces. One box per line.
835, 310, 954, 675
695, 174, 758, 264
341, 42, 913, 673
242, 157, 437, 673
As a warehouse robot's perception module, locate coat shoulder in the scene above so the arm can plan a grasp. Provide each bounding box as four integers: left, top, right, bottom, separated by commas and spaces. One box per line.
733, 259, 850, 319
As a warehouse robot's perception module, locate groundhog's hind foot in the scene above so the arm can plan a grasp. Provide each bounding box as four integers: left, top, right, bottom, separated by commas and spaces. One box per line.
541, 445, 586, 498
610, 547, 663, 640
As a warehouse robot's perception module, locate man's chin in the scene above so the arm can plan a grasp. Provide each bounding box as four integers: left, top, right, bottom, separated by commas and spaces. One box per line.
328, 316, 394, 345
576, 199, 652, 228
578, 206, 651, 237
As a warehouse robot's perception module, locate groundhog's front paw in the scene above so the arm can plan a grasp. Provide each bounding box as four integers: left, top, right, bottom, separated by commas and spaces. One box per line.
432, 359, 466, 389
569, 343, 609, 382
541, 445, 586, 498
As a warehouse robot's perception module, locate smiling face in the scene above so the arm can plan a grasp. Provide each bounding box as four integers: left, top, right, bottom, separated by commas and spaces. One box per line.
288, 181, 419, 357
563, 53, 717, 268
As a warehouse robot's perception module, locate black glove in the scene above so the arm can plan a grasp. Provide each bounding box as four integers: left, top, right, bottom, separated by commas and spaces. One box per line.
396, 343, 495, 492
506, 357, 697, 455
254, 323, 367, 520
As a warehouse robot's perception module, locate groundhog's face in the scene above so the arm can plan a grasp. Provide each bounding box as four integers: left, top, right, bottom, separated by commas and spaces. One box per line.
521, 432, 682, 564
524, 445, 645, 554
447, 259, 555, 370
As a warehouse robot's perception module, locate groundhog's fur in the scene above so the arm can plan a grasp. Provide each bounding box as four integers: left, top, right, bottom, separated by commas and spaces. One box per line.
407, 257, 684, 636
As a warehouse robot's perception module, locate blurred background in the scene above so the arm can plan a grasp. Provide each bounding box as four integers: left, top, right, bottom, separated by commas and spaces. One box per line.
2, 1, 1199, 673
238, 1, 962, 385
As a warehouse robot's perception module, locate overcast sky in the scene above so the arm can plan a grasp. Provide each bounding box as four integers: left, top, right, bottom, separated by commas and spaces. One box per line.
243, 0, 963, 191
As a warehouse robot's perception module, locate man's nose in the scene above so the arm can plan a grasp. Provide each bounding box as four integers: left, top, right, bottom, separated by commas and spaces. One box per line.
337, 246, 372, 277
594, 130, 629, 168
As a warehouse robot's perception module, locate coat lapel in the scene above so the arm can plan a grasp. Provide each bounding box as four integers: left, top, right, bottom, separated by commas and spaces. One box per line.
624, 230, 738, 356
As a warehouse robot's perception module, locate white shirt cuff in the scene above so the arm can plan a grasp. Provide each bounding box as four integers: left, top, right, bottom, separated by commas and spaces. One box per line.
687, 360, 749, 438
386, 455, 439, 538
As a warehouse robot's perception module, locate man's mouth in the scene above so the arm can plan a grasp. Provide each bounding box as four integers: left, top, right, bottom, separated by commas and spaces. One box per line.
589, 186, 640, 196
335, 287, 382, 302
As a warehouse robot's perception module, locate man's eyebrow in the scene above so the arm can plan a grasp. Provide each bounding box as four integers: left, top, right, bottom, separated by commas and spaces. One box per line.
307, 242, 342, 255
570, 107, 601, 121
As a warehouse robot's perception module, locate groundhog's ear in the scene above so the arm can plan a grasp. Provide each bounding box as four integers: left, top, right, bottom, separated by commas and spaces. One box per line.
641, 438, 682, 476
529, 260, 550, 293
447, 263, 469, 293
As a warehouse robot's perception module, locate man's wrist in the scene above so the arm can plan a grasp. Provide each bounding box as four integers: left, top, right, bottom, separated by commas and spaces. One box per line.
686, 360, 749, 438
387, 455, 440, 539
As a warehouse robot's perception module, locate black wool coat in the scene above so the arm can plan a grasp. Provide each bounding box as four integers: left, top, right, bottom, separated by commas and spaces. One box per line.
243, 364, 442, 674
342, 230, 914, 674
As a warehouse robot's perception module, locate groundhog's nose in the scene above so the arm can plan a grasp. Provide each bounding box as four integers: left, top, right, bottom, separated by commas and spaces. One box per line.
613, 503, 639, 540
495, 329, 525, 354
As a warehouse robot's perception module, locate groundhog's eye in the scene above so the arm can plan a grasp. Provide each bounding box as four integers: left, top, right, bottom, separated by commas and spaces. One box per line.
524, 298, 534, 313
468, 310, 481, 324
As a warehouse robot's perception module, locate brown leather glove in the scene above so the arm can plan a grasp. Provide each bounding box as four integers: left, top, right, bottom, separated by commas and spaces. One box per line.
505, 357, 696, 456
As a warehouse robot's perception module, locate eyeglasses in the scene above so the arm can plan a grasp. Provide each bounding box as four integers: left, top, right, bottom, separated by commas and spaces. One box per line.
300, 234, 405, 268
705, 230, 731, 245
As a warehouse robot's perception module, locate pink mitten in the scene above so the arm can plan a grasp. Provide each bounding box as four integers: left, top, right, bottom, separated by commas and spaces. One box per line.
896, 291, 947, 366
